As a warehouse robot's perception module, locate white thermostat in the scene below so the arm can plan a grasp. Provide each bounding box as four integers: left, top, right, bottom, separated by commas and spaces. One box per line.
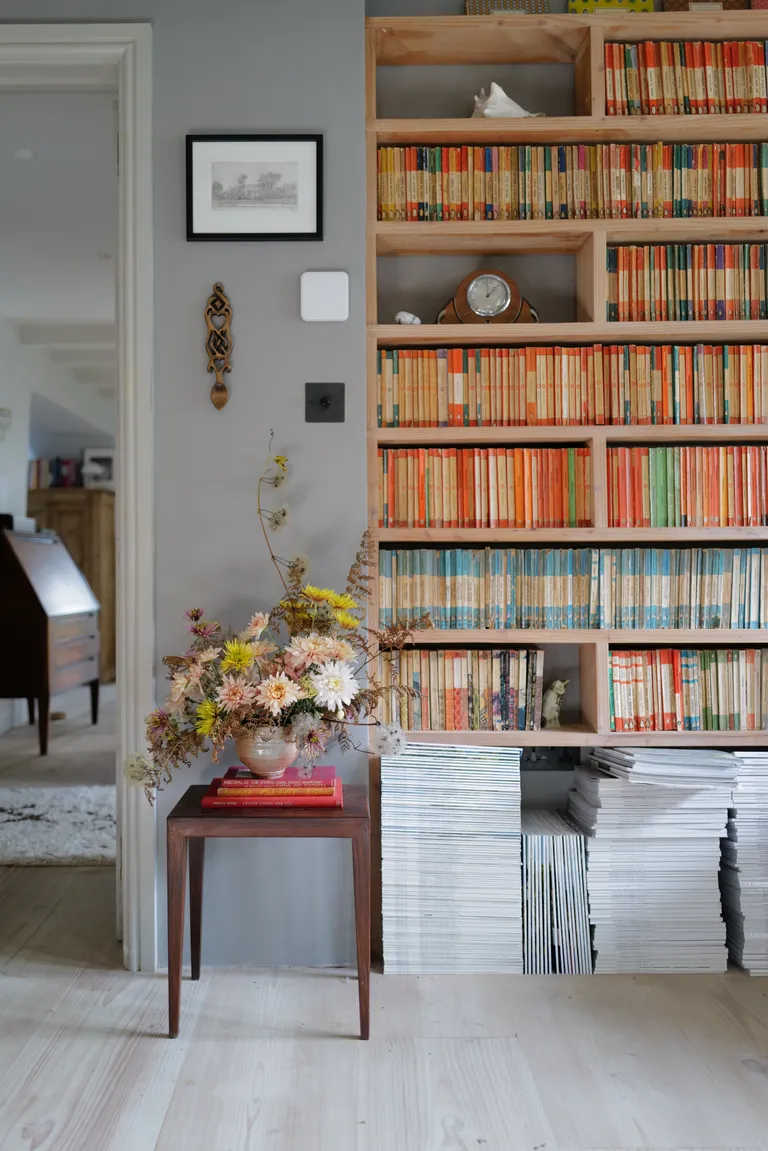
300, 271, 349, 322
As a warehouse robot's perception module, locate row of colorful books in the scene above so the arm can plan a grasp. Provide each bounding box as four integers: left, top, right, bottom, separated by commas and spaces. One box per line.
378, 648, 545, 732
376, 143, 768, 221
608, 648, 768, 732
378, 446, 592, 530
201, 766, 342, 809
28, 457, 81, 490
607, 243, 768, 322
378, 547, 768, 632
605, 40, 768, 117
607, 444, 768, 528
377, 344, 768, 428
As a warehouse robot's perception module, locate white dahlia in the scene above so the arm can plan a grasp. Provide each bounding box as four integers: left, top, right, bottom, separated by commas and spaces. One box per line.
255, 671, 302, 717
308, 660, 360, 713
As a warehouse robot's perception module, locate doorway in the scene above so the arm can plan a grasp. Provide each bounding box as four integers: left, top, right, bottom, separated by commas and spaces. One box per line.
0, 25, 155, 971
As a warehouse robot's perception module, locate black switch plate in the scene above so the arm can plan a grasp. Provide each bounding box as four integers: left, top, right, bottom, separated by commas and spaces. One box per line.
305, 382, 345, 423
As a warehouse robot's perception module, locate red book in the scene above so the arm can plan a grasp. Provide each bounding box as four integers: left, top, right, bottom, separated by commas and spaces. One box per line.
220, 765, 336, 788
202, 777, 343, 809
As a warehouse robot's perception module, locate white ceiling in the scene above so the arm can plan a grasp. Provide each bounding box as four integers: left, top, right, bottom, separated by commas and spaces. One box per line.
0, 90, 117, 324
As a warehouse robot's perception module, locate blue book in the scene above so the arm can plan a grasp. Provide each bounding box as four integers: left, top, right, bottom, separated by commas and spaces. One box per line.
661, 549, 671, 628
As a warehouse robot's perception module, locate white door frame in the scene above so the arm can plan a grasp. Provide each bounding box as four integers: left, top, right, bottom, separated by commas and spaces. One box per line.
0, 24, 156, 972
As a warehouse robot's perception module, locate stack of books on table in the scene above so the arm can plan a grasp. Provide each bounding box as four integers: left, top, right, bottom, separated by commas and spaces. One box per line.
201, 766, 342, 810
720, 751, 768, 974
380, 742, 522, 974
521, 809, 592, 975
568, 748, 736, 973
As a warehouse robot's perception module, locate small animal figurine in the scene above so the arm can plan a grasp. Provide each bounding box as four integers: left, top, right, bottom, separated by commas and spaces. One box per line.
395, 310, 421, 325
542, 678, 569, 729
472, 81, 545, 120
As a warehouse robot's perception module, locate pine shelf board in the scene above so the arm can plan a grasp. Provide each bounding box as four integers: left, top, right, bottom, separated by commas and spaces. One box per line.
372, 116, 768, 146
399, 727, 768, 748
607, 729, 768, 746
373, 322, 768, 346
376, 424, 768, 446
384, 629, 768, 646
375, 219, 768, 257
369, 12, 768, 67
377, 527, 768, 543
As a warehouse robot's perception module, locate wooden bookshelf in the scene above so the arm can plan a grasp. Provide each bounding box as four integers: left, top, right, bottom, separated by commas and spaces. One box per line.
365, 11, 768, 957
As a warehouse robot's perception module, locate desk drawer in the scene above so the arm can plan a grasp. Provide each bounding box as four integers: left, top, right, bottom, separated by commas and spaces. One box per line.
52, 612, 99, 642
51, 634, 100, 671
52, 655, 99, 695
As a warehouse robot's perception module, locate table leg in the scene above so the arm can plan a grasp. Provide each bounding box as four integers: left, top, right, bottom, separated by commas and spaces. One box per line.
189, 838, 205, 981
167, 824, 187, 1038
89, 678, 100, 725
352, 825, 371, 1040
27, 697, 35, 725
38, 692, 49, 756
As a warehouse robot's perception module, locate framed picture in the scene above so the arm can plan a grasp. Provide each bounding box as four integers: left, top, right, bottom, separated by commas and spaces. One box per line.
186, 134, 323, 242
82, 447, 116, 491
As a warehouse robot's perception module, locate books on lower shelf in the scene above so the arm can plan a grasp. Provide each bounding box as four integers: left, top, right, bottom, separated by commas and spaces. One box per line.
521, 809, 591, 975
607, 444, 768, 528
605, 40, 768, 117
28, 457, 81, 489
378, 648, 544, 732
608, 648, 768, 732
720, 751, 768, 974
380, 742, 523, 973
377, 345, 768, 429
568, 749, 735, 973
379, 546, 768, 631
377, 142, 768, 221
378, 446, 591, 529
607, 243, 768, 322
201, 766, 343, 809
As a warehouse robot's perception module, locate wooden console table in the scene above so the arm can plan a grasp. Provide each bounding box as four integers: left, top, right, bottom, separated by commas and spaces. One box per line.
166, 783, 371, 1039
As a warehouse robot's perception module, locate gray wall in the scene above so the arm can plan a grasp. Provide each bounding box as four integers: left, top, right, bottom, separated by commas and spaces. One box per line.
0, 0, 365, 967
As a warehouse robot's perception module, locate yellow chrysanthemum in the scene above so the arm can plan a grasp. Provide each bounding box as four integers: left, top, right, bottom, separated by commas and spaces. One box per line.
299, 674, 318, 698
195, 699, 220, 736
333, 609, 360, 630
301, 585, 335, 605
220, 639, 255, 674
324, 591, 357, 612
271, 454, 289, 472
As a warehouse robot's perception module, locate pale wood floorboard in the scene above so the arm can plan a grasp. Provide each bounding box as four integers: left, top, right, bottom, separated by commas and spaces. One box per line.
1, 868, 767, 1151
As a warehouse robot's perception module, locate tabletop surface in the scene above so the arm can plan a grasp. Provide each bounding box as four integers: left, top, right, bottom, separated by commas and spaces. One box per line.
167, 783, 369, 826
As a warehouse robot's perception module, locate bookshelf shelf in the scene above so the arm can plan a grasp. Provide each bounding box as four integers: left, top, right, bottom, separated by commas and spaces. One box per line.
366, 11, 768, 958
374, 321, 768, 347
376, 526, 768, 544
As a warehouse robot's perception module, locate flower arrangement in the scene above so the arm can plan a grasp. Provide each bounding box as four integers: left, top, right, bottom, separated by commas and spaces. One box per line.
126, 447, 427, 801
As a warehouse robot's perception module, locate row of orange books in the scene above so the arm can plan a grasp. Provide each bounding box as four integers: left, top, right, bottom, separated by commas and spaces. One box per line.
607, 444, 768, 528
609, 648, 768, 733
376, 142, 768, 221
378, 446, 591, 530
201, 766, 342, 809
607, 243, 768, 322
606, 40, 768, 116
377, 345, 768, 428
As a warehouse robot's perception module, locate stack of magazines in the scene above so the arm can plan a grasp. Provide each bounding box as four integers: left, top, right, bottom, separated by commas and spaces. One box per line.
521, 810, 591, 974
569, 748, 735, 973
720, 751, 768, 975
380, 743, 522, 973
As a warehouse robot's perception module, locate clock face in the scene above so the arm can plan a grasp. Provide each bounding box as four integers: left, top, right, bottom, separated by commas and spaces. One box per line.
466, 273, 511, 318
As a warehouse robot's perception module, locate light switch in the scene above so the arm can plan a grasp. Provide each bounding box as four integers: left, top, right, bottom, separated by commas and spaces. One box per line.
300, 271, 349, 322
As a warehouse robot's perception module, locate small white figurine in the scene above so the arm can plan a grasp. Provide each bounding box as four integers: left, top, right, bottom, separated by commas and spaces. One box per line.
472, 81, 545, 120
395, 310, 421, 325
542, 678, 569, 729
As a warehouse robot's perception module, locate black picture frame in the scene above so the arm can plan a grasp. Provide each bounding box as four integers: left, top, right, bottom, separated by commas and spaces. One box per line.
186, 133, 323, 242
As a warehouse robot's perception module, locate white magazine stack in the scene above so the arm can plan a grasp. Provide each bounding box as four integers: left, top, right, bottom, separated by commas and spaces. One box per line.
568, 748, 736, 973
720, 751, 768, 975
380, 742, 522, 973
521, 809, 592, 974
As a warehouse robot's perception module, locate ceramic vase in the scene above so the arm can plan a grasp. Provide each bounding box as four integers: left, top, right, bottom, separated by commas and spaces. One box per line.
235, 732, 298, 779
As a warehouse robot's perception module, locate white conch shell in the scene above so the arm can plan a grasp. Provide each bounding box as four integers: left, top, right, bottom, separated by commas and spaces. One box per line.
472, 81, 545, 119
395, 310, 421, 325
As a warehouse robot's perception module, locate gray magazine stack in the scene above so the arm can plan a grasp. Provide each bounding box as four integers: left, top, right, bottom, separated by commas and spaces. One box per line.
720, 752, 768, 975
569, 748, 736, 973
381, 742, 522, 973
521, 809, 592, 974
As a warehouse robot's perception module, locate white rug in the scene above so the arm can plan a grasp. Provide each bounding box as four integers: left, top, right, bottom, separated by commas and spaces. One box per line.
0, 786, 116, 865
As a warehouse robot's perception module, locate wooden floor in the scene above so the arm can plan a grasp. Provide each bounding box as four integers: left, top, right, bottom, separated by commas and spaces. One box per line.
0, 684, 116, 788
2, 865, 768, 1151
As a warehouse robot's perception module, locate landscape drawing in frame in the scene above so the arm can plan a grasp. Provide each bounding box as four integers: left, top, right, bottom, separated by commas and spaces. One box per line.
186, 134, 323, 241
